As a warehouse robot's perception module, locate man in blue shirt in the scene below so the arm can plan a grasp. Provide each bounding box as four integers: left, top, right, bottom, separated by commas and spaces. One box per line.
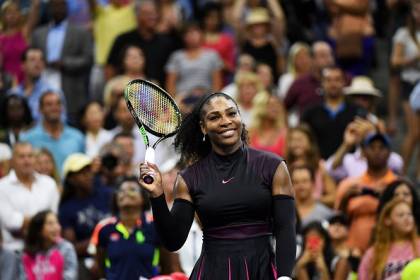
20, 90, 84, 174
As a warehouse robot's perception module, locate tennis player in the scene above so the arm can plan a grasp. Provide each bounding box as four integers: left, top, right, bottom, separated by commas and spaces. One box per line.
139, 92, 296, 279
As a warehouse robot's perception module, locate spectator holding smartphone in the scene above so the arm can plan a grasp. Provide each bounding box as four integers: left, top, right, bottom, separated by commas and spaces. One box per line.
295, 221, 350, 279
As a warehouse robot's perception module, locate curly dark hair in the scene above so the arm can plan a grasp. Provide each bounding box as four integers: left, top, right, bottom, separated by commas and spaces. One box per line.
174, 92, 248, 165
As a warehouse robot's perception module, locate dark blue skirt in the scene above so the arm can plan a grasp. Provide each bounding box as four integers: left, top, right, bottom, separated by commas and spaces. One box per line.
189, 236, 277, 280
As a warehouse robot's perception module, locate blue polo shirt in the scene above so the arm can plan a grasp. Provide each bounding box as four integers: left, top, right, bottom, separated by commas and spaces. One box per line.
20, 124, 85, 175
97, 214, 160, 280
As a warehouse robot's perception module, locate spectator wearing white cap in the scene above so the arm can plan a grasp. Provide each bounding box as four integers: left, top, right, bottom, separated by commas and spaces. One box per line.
0, 142, 59, 251
59, 153, 112, 279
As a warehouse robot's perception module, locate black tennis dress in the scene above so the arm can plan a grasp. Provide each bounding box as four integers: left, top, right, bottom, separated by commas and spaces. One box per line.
180, 145, 284, 280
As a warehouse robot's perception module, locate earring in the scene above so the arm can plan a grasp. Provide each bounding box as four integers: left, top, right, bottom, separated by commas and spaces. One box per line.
202, 134, 206, 142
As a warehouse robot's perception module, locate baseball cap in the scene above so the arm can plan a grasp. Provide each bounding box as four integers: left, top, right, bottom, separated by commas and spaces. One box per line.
62, 153, 92, 178
362, 132, 391, 148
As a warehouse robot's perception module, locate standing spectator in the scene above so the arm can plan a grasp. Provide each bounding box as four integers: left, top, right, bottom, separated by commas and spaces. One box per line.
277, 42, 312, 100
291, 165, 334, 229
301, 66, 361, 159
0, 0, 40, 83
79, 101, 113, 158
335, 132, 398, 252
390, 0, 420, 176
156, 0, 184, 35
9, 47, 66, 122
23, 210, 78, 280
295, 221, 350, 280
31, 0, 93, 124
20, 91, 84, 174
249, 92, 287, 157
97, 142, 128, 190
165, 21, 223, 98
358, 199, 420, 280
0, 94, 33, 147
59, 153, 112, 279
0, 229, 22, 280
87, 0, 137, 100
284, 41, 335, 116
286, 125, 336, 207
0, 142, 59, 251
201, 2, 236, 83
107, 0, 177, 85
113, 132, 136, 176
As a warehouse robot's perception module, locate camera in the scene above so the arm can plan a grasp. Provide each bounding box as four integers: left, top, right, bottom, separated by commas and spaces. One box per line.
101, 153, 118, 171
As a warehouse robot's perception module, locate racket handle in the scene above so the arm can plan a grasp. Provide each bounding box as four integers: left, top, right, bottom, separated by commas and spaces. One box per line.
143, 147, 156, 184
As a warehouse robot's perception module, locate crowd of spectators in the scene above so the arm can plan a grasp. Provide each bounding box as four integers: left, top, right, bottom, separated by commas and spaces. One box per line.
0, 0, 419, 279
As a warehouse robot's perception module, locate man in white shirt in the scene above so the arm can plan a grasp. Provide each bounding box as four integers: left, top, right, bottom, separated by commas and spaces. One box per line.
0, 142, 59, 251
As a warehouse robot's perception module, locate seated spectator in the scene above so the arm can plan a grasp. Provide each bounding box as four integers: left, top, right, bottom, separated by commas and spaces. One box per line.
0, 94, 33, 147
358, 199, 420, 279
277, 42, 312, 99
328, 214, 361, 277
286, 125, 336, 207
79, 101, 113, 158
301, 66, 361, 159
378, 178, 420, 230
156, 0, 184, 35
8, 47, 66, 122
113, 132, 136, 176
295, 221, 350, 279
95, 177, 173, 279
291, 164, 334, 228
107, 0, 176, 85
234, 71, 264, 126
20, 91, 85, 174
284, 41, 335, 116
326, 118, 403, 182
335, 132, 398, 252
0, 143, 12, 178
165, 21, 223, 98
23, 210, 78, 280
201, 2, 236, 84
31, 0, 93, 124
0, 0, 40, 83
221, 53, 256, 98
249, 92, 287, 157
103, 76, 130, 130
256, 63, 278, 96
0, 229, 22, 280
0, 142, 59, 251
59, 153, 112, 278
34, 147, 61, 193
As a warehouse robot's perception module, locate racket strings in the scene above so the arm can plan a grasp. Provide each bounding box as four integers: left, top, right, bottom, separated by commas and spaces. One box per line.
126, 83, 180, 135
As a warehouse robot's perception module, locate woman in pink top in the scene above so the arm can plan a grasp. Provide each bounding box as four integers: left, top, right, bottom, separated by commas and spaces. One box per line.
0, 0, 39, 83
358, 199, 420, 280
286, 124, 337, 207
23, 210, 78, 280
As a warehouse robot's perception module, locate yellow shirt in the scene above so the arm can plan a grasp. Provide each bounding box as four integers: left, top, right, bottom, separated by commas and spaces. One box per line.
93, 3, 137, 65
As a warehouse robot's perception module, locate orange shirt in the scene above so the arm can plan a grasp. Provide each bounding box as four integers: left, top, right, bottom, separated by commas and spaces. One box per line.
335, 170, 397, 252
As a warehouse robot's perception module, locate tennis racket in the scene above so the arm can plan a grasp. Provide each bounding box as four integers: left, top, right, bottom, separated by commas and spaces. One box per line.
124, 79, 182, 184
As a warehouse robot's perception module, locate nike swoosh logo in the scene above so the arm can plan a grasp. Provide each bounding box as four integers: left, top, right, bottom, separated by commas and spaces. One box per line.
222, 177, 234, 184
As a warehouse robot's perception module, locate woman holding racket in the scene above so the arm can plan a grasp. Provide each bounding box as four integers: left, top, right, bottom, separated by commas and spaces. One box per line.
139, 92, 296, 279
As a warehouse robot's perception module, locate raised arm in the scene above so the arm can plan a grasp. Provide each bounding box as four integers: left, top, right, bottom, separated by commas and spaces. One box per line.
272, 161, 296, 278
22, 0, 41, 41
139, 163, 195, 251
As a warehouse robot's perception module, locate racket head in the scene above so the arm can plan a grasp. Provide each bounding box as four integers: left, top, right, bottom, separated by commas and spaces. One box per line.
124, 79, 182, 138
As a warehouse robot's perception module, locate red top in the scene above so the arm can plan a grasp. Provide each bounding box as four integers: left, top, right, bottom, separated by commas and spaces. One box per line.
0, 31, 27, 83
203, 33, 236, 74
250, 129, 287, 157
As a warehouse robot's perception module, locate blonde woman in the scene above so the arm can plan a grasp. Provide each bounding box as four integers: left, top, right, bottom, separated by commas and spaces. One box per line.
277, 42, 312, 99
249, 92, 287, 156
358, 199, 420, 280
234, 71, 264, 126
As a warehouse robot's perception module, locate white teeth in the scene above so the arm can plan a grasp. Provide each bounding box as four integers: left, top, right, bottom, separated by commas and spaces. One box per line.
221, 130, 235, 137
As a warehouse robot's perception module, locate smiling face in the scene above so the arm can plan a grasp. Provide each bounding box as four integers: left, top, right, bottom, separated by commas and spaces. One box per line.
288, 130, 310, 158
41, 212, 61, 246
200, 96, 243, 153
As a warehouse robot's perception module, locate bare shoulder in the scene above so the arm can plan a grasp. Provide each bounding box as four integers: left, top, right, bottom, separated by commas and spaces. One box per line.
174, 174, 193, 202
272, 161, 294, 197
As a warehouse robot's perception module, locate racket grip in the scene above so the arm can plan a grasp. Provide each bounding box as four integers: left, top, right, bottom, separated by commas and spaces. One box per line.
143, 147, 156, 184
